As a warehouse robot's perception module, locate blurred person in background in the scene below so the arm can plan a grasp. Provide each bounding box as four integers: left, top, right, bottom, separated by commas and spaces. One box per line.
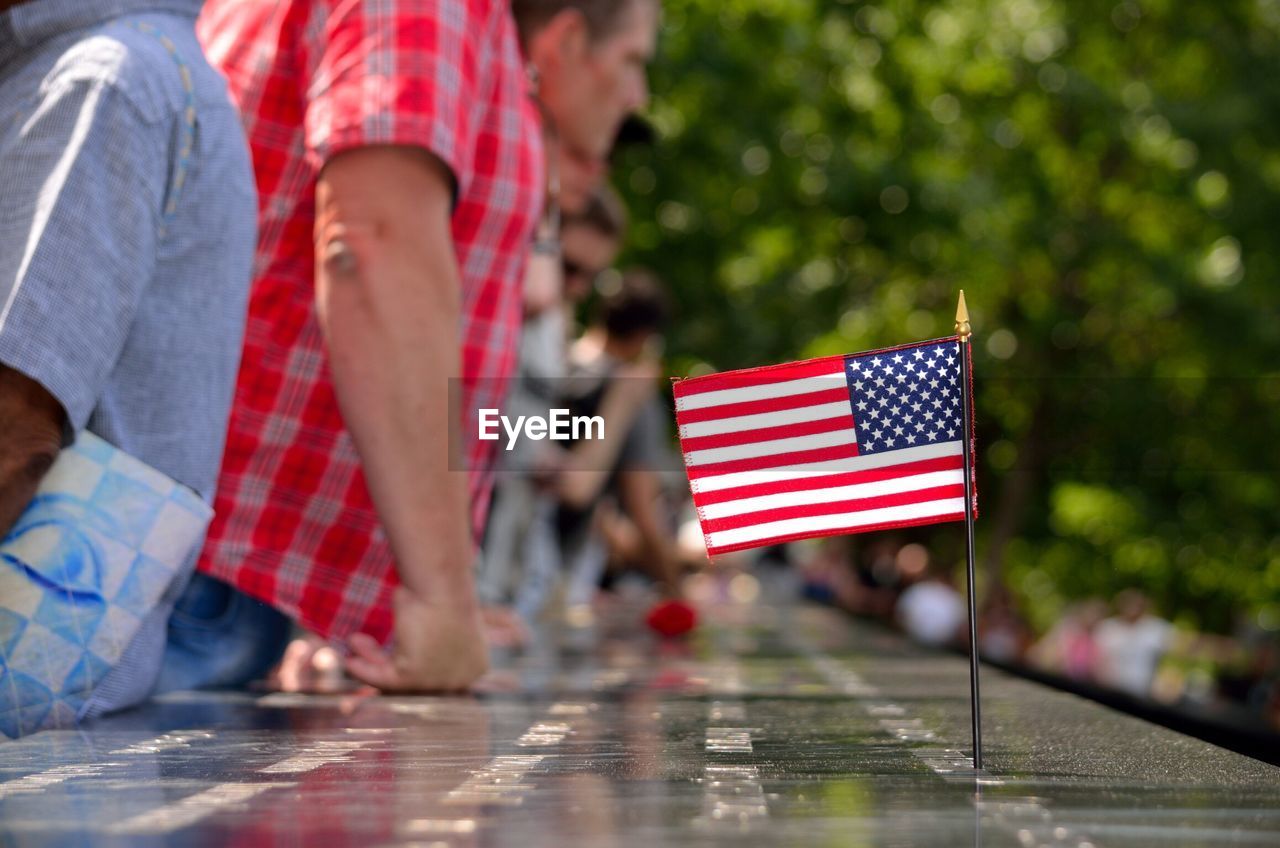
977, 587, 1032, 664
480, 188, 645, 618
595, 479, 685, 590
797, 537, 857, 607
797, 536, 911, 621
511, 269, 675, 623
492, 0, 669, 630
1095, 589, 1174, 698
475, 0, 661, 632
1233, 618, 1280, 728
1028, 599, 1107, 682
853, 536, 908, 620
894, 545, 965, 647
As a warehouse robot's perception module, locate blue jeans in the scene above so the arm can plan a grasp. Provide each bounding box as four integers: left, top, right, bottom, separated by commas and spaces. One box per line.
155, 573, 291, 692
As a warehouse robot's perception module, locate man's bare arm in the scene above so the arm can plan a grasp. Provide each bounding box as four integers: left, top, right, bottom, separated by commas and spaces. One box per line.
555, 360, 657, 509
313, 145, 485, 692
0, 366, 65, 538
617, 468, 681, 598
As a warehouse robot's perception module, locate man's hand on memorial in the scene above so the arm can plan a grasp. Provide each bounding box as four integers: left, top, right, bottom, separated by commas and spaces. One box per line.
0, 366, 66, 538
269, 635, 349, 693
346, 586, 488, 692
481, 605, 530, 649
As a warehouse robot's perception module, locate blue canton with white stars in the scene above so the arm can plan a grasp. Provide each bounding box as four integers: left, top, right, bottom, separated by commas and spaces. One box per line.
843, 341, 964, 454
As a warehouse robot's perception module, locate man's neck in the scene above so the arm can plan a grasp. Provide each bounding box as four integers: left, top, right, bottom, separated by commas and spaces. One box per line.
0, 1, 29, 14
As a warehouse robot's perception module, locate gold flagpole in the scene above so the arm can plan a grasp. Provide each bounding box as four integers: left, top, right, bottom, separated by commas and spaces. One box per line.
956, 291, 984, 770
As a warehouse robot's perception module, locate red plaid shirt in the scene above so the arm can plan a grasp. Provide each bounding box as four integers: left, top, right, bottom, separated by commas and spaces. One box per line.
196, 0, 543, 643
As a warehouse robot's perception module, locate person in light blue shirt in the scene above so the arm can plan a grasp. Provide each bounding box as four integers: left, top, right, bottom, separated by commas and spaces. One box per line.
0, 0, 257, 735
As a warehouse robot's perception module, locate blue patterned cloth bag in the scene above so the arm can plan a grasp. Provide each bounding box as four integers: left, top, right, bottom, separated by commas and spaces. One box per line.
0, 433, 211, 738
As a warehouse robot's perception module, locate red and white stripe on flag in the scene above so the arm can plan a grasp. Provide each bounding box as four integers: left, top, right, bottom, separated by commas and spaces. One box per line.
673, 337, 976, 558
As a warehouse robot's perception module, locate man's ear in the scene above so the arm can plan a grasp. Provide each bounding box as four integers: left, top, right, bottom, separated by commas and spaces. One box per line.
532, 7, 590, 72
559, 8, 591, 59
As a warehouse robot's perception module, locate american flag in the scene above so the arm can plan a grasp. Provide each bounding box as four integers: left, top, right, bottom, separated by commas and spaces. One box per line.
673, 338, 976, 558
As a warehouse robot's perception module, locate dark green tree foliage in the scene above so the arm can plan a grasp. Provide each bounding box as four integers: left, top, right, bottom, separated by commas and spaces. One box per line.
616, 0, 1280, 632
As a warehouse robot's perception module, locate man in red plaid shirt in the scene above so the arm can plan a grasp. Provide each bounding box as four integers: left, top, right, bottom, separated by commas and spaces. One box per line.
158, 0, 658, 692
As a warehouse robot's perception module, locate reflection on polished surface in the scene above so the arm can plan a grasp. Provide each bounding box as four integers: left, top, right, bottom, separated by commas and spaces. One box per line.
2, 594, 1277, 846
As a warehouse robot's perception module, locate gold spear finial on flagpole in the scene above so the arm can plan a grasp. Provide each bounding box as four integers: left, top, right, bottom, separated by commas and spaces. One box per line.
955, 290, 971, 342
952, 286, 983, 769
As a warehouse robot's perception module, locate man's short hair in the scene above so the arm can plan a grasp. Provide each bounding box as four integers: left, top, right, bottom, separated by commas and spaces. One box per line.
564, 185, 627, 239
513, 0, 646, 45
598, 268, 668, 339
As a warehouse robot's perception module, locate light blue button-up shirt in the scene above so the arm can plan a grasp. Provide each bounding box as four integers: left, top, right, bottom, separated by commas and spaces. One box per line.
0, 0, 255, 503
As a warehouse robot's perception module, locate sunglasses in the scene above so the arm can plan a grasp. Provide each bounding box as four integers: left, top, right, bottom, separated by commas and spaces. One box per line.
562, 258, 601, 283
